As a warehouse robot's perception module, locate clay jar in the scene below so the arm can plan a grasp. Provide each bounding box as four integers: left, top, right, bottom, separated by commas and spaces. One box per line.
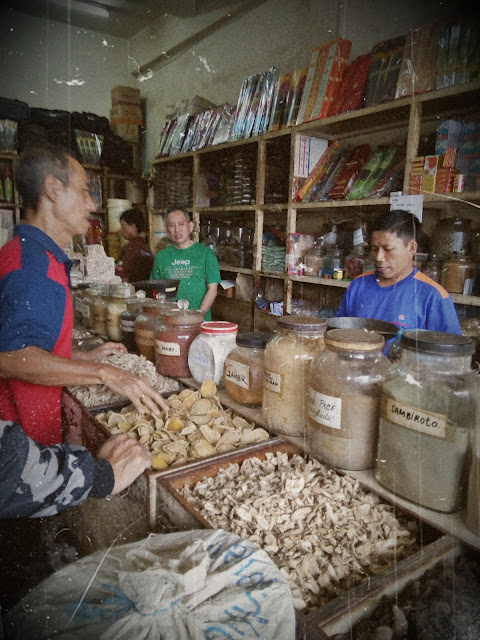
155, 308, 204, 378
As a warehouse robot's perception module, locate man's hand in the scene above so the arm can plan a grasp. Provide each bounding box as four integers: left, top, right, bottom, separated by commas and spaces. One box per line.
97, 434, 152, 495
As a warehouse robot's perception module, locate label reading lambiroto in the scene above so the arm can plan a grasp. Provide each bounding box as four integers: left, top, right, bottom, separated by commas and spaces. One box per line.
308, 389, 342, 430
383, 396, 447, 439
156, 340, 181, 357
264, 369, 281, 393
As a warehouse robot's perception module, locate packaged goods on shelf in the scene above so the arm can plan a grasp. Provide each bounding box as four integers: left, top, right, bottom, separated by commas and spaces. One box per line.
329, 52, 372, 116
328, 143, 371, 200
346, 145, 402, 200
230, 65, 278, 141
293, 140, 340, 201
436, 21, 480, 89
296, 37, 352, 124
294, 135, 328, 178
364, 35, 406, 107
269, 67, 307, 131
395, 21, 444, 98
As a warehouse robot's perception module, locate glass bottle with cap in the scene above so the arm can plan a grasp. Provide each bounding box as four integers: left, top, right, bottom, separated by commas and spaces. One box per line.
120, 297, 144, 352
155, 300, 204, 378
81, 283, 103, 329
91, 284, 109, 338
188, 321, 238, 386
376, 329, 477, 513
262, 316, 326, 441
223, 331, 271, 406
307, 328, 390, 470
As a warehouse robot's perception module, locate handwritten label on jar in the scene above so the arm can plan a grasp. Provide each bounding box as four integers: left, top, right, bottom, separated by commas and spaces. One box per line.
264, 369, 281, 393
191, 351, 211, 368
156, 339, 181, 357
224, 361, 250, 389
136, 328, 155, 347
308, 389, 342, 430
382, 395, 446, 439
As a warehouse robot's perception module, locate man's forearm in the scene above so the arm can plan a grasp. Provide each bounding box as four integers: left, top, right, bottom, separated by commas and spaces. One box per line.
199, 284, 218, 314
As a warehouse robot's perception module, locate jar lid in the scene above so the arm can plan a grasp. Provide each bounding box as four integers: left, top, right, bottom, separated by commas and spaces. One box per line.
324, 328, 385, 350
236, 331, 271, 348
277, 315, 327, 333
200, 321, 238, 334
401, 330, 475, 355
162, 308, 205, 326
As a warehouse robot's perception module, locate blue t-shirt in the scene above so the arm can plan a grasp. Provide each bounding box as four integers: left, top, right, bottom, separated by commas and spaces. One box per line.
336, 268, 462, 334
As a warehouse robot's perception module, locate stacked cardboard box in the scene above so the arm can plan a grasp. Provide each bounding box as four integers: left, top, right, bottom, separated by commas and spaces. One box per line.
408, 150, 459, 194
110, 85, 142, 143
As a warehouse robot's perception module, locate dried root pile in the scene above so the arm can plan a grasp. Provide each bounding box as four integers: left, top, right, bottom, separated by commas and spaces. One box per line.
182, 451, 419, 613
95, 382, 270, 469
68, 352, 180, 407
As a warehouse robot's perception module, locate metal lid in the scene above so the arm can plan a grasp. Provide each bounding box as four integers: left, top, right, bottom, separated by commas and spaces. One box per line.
277, 315, 327, 333
200, 321, 238, 334
400, 330, 475, 355
236, 331, 271, 348
327, 316, 398, 337
324, 328, 385, 350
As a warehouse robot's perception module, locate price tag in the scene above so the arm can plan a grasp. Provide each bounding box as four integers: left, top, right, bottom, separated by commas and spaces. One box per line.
389, 192, 424, 222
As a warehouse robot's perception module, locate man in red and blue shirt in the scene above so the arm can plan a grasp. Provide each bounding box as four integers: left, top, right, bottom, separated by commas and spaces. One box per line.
0, 146, 168, 445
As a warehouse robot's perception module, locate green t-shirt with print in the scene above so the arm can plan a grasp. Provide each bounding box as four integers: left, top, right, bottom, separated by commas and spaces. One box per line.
150, 242, 220, 320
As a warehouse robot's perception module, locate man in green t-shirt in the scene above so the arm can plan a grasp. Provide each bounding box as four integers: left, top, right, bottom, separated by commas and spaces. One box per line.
150, 206, 220, 320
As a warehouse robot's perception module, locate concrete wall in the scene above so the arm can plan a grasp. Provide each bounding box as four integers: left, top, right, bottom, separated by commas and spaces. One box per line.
1, 0, 465, 165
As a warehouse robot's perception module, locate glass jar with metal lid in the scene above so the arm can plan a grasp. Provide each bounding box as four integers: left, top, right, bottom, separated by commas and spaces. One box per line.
262, 315, 326, 440
106, 283, 136, 342
80, 283, 103, 329
155, 302, 204, 378
135, 298, 176, 363
376, 329, 476, 513
224, 331, 271, 407
188, 321, 238, 387
307, 328, 390, 470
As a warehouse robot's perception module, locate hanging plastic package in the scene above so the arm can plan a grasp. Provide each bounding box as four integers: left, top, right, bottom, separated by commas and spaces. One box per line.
4, 528, 296, 640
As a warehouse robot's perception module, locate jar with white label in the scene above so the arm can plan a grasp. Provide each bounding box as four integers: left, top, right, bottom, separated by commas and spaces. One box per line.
376, 330, 476, 513
120, 298, 143, 353
262, 316, 326, 441
188, 321, 238, 386
223, 332, 271, 406
307, 328, 390, 470
134, 298, 175, 363
106, 284, 135, 342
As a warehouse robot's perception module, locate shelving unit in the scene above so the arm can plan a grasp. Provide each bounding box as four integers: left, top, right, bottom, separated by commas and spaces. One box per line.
149, 80, 480, 328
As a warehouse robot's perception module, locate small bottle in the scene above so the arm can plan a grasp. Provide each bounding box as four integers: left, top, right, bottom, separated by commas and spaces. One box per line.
3, 163, 13, 204
120, 298, 143, 353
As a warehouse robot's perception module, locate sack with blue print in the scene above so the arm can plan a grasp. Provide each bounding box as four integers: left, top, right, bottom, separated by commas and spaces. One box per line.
4, 528, 296, 640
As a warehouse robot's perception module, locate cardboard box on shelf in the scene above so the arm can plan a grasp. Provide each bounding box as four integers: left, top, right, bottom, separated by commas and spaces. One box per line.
111, 85, 141, 105
110, 121, 139, 143
110, 103, 143, 125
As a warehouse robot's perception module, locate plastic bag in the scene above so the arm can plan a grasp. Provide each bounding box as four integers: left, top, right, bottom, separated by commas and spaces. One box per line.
5, 528, 296, 640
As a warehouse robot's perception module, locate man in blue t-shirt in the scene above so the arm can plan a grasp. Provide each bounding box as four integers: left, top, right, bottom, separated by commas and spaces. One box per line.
336, 210, 462, 335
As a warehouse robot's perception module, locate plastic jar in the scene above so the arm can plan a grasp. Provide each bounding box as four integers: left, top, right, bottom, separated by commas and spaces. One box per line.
106, 284, 135, 341
120, 298, 143, 353
223, 331, 271, 406
262, 316, 326, 440
135, 299, 170, 363
307, 328, 390, 470
188, 321, 238, 386
155, 306, 204, 378
375, 330, 476, 513
440, 250, 474, 294
431, 216, 472, 260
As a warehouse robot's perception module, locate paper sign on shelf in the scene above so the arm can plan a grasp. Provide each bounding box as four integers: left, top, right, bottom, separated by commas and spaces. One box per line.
389, 192, 424, 222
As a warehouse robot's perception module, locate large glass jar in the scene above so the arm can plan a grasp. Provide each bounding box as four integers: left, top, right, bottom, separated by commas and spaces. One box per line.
91, 285, 110, 338
135, 298, 171, 363
81, 284, 103, 329
431, 216, 472, 260
155, 306, 204, 378
440, 250, 474, 294
120, 298, 143, 353
466, 375, 480, 535
224, 332, 271, 407
262, 316, 326, 440
376, 330, 476, 513
106, 283, 135, 342
188, 321, 238, 386
307, 328, 390, 470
